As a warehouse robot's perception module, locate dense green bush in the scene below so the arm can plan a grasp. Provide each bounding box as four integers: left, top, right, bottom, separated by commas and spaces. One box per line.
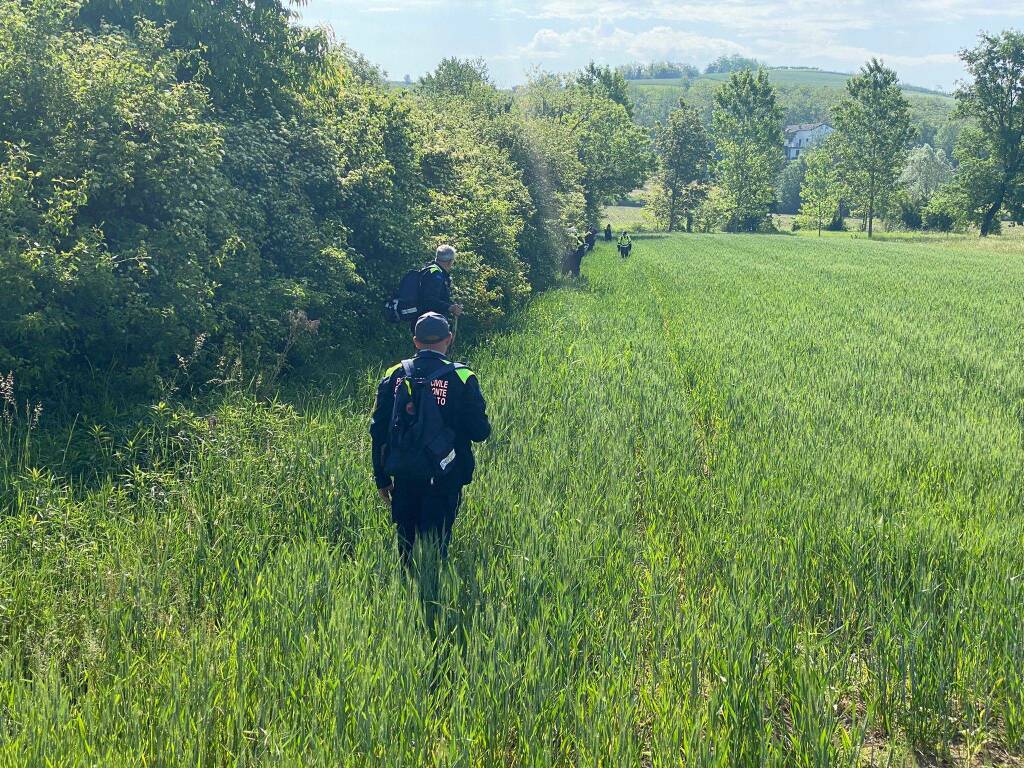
0, 1, 622, 415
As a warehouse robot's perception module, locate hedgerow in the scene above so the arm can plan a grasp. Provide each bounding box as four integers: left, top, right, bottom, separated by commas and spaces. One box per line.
1, 1, 632, 414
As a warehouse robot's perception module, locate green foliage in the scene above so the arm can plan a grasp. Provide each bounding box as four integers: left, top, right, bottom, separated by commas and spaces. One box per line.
617, 61, 699, 81
704, 54, 762, 74
952, 30, 1024, 236
833, 59, 915, 237
934, 126, 1009, 232
1, 3, 650, 414
776, 155, 807, 215
576, 62, 635, 118
651, 100, 712, 231
900, 144, 954, 205
0, 6, 226, 405
78, 0, 331, 116
711, 69, 784, 232
520, 70, 654, 226
798, 144, 841, 235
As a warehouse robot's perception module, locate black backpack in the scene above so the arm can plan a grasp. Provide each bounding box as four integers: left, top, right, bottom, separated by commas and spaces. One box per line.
384, 267, 431, 324
383, 360, 462, 482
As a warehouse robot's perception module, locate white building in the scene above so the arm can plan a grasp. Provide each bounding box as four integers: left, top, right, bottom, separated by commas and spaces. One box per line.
784, 122, 834, 161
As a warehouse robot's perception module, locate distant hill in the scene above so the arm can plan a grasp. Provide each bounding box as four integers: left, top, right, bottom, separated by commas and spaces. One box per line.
628, 67, 957, 152
634, 66, 951, 98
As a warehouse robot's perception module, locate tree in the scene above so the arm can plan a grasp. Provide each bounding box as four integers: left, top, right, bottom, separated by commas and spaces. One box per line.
420, 57, 492, 100
704, 55, 762, 75
953, 30, 1024, 236
798, 143, 841, 236
521, 71, 654, 225
711, 69, 784, 232
833, 59, 914, 237
577, 62, 634, 118
900, 144, 953, 205
78, 0, 330, 116
776, 156, 807, 215
651, 100, 712, 231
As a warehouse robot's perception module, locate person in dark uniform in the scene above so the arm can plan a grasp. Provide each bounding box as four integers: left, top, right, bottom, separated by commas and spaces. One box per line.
415, 244, 464, 331
370, 313, 491, 564
584, 229, 596, 252
604, 223, 613, 241
570, 232, 586, 277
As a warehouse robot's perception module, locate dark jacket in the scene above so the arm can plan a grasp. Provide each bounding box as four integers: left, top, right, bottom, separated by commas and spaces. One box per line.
417, 263, 453, 317
370, 350, 491, 490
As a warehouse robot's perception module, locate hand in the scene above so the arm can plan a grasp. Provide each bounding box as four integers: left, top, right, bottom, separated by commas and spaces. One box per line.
449, 303, 464, 317
378, 484, 394, 504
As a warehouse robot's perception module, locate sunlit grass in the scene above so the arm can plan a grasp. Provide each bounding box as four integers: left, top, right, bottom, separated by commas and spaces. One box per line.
1, 235, 1022, 765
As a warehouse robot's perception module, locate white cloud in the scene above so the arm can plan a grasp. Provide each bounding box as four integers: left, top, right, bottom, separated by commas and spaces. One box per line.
517, 21, 748, 61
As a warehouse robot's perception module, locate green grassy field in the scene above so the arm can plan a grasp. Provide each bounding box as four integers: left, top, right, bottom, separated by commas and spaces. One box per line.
632, 68, 952, 98
2, 235, 1023, 765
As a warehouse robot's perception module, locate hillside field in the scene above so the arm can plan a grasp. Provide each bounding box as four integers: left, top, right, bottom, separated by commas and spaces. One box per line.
2, 234, 1023, 766
634, 67, 951, 96
628, 68, 956, 137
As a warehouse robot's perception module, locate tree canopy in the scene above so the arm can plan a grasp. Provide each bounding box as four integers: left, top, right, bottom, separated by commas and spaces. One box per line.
952, 30, 1024, 235
710, 69, 784, 232
833, 59, 914, 237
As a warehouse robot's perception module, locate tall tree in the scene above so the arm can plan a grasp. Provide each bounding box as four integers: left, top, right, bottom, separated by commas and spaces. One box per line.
953, 30, 1024, 236
521, 71, 654, 224
833, 59, 914, 237
899, 144, 953, 206
577, 62, 634, 118
711, 69, 784, 232
798, 144, 841, 236
652, 100, 713, 231
78, 0, 329, 115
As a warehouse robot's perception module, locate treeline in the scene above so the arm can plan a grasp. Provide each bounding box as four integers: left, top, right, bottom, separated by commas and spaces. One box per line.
615, 56, 764, 83
616, 62, 700, 81
0, 2, 650, 414
646, 33, 1024, 237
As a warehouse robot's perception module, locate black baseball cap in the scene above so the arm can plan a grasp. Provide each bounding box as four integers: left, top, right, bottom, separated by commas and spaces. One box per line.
414, 312, 451, 343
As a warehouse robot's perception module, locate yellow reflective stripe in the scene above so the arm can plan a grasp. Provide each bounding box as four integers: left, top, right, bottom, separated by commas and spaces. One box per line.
384, 363, 402, 377
455, 368, 475, 384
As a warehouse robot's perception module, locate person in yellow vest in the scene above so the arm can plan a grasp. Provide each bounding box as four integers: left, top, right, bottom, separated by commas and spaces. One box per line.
617, 231, 633, 258
370, 313, 491, 564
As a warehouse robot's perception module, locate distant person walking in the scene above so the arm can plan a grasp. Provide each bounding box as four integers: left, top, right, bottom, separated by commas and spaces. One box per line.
570, 232, 586, 276
604, 224, 613, 241
617, 231, 633, 258
416, 245, 464, 329
370, 313, 491, 565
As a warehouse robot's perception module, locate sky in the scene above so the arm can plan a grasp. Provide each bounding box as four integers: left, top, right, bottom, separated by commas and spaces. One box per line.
295, 0, 1024, 91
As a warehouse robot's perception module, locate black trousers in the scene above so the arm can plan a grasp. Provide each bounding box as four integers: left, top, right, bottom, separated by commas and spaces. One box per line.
391, 481, 463, 563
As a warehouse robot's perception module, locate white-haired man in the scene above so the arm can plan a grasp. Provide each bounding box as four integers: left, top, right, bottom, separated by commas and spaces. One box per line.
414, 245, 463, 330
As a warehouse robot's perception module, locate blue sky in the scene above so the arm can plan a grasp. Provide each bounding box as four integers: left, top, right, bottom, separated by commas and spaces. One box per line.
295, 0, 1023, 91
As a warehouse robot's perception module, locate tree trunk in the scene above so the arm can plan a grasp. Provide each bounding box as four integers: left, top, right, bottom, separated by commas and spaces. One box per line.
979, 184, 1006, 237
668, 187, 678, 232
686, 213, 693, 233
867, 193, 874, 238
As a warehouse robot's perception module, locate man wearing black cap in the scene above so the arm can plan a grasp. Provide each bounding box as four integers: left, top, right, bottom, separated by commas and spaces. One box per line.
370, 312, 491, 564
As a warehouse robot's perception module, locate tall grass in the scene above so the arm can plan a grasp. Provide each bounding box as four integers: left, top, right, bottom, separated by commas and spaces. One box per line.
1, 235, 1022, 766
